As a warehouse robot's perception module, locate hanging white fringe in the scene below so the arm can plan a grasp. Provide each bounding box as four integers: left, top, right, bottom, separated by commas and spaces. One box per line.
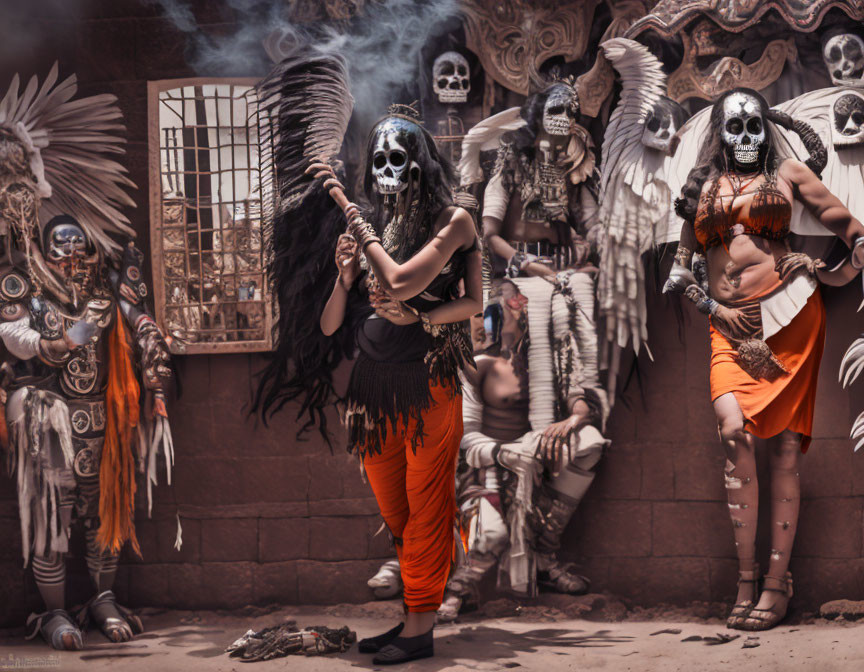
6, 387, 76, 566
136, 413, 175, 518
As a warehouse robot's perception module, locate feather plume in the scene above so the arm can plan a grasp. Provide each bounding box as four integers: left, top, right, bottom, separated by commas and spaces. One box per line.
0, 63, 136, 253
252, 54, 359, 445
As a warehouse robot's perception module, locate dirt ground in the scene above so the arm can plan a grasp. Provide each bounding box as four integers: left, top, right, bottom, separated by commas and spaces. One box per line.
1, 597, 862, 672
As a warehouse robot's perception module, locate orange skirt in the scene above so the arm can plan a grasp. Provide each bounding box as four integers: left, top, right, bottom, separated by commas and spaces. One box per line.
709, 288, 826, 452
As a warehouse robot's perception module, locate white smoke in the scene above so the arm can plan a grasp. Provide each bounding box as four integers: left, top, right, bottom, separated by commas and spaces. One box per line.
144, 0, 460, 126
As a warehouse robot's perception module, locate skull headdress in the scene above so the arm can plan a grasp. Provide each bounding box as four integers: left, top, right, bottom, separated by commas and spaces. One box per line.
432, 51, 470, 104
362, 103, 456, 262
541, 81, 579, 136
720, 90, 766, 170
823, 33, 864, 86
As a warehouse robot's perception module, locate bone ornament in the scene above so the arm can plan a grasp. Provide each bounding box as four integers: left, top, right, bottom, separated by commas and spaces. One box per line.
432, 51, 470, 104
823, 33, 864, 86
641, 96, 686, 153
831, 91, 864, 147
720, 91, 765, 168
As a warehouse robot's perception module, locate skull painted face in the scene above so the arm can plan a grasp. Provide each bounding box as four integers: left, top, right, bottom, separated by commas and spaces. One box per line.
642, 97, 686, 153
720, 91, 765, 170
832, 93, 864, 148
542, 83, 578, 136
432, 51, 470, 104
370, 119, 420, 195
43, 216, 99, 300
823, 34, 864, 86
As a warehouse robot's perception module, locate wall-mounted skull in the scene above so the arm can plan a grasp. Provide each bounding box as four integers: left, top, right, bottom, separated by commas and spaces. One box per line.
370, 119, 419, 195
720, 91, 765, 169
542, 83, 578, 136
641, 96, 687, 154
432, 51, 470, 104
823, 34, 864, 86
831, 92, 864, 148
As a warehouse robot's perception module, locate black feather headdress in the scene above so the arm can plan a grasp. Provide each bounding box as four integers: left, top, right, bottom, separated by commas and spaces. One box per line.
252, 54, 359, 444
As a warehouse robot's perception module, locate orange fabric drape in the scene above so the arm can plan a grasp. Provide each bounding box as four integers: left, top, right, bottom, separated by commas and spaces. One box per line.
709, 289, 826, 453
96, 307, 141, 555
362, 382, 462, 613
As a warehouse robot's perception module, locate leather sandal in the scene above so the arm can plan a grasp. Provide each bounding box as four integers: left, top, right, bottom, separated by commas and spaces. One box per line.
26, 609, 84, 650
726, 564, 759, 630
740, 572, 793, 631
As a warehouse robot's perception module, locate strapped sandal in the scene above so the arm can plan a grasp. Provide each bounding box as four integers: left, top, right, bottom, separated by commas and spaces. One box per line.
740, 572, 793, 632
538, 561, 591, 595
26, 609, 84, 650
726, 564, 759, 630
80, 590, 143, 643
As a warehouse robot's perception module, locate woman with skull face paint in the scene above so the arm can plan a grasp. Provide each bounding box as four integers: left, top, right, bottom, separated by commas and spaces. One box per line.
310, 105, 482, 664
666, 87, 864, 631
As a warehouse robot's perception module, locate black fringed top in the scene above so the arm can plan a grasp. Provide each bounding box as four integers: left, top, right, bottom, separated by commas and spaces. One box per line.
344, 243, 475, 457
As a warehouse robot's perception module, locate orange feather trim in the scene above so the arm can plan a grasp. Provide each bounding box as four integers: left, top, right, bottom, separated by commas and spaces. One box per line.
96, 307, 142, 556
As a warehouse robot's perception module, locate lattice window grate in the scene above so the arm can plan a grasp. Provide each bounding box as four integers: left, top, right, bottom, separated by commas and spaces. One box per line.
148, 79, 275, 354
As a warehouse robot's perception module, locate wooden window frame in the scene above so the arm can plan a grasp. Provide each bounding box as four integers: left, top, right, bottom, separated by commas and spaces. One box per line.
147, 77, 275, 355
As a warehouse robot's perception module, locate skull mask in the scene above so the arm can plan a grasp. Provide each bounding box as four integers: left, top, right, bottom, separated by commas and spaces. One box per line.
370, 118, 420, 195
43, 215, 99, 302
720, 91, 766, 170
642, 97, 687, 153
432, 51, 470, 104
831, 93, 864, 148
823, 34, 864, 86
542, 83, 578, 136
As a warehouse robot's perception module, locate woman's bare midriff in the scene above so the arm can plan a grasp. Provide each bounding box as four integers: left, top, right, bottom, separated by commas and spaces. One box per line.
707, 236, 787, 303
702, 172, 794, 303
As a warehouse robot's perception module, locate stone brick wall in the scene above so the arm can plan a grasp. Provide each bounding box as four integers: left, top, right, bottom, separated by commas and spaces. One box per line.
1, 1, 863, 628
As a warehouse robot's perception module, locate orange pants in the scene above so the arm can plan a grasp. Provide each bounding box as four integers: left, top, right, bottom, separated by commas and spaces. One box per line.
363, 381, 462, 613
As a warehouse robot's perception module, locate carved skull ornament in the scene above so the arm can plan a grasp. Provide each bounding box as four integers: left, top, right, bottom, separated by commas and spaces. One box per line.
832, 92, 864, 148
371, 119, 419, 195
432, 51, 470, 104
542, 83, 578, 136
720, 91, 765, 169
642, 97, 686, 153
823, 34, 864, 86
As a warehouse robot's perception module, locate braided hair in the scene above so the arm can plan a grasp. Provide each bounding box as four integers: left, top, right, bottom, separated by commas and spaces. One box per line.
675, 88, 827, 224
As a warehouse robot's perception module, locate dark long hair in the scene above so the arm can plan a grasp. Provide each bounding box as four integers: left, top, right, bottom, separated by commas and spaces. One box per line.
675, 87, 827, 224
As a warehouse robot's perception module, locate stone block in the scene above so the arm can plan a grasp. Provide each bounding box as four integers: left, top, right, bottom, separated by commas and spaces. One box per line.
367, 516, 395, 559
201, 517, 256, 562
308, 455, 345, 501
652, 501, 733, 558
796, 498, 863, 558
639, 443, 675, 500
707, 557, 739, 604
296, 559, 384, 604
126, 562, 172, 607
259, 518, 309, 562
801, 439, 853, 498
75, 18, 136, 84
591, 442, 641, 499
309, 517, 370, 561
673, 441, 727, 501
241, 457, 309, 503
199, 562, 255, 609
566, 500, 652, 558
253, 561, 299, 605
607, 557, 711, 606
135, 20, 195, 80
789, 557, 864, 610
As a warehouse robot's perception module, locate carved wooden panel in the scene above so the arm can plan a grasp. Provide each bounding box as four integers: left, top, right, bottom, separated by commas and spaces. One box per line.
460, 0, 602, 95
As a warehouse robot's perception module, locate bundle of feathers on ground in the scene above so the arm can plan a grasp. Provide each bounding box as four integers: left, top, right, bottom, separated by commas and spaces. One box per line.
225, 622, 356, 661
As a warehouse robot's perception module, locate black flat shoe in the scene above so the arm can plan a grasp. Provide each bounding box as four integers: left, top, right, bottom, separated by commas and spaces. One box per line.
372, 630, 433, 665
357, 622, 404, 654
